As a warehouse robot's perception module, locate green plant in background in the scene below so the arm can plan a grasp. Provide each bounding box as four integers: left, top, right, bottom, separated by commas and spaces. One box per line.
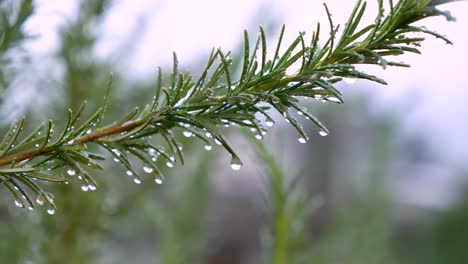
0, 0, 460, 214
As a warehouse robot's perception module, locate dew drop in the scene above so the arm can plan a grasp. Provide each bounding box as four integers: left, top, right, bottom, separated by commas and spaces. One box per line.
155, 177, 163, 184
113, 158, 120, 163
297, 111, 303, 116
214, 139, 222, 145
35, 144, 40, 147
67, 139, 74, 145
148, 148, 156, 154
204, 145, 212, 151
67, 169, 76, 176
230, 156, 242, 171
298, 137, 307, 144
183, 131, 193, 137
319, 130, 329, 137
250, 127, 256, 132
86, 129, 92, 135
126, 170, 133, 176
326, 96, 342, 103
45, 193, 54, 202
151, 157, 157, 162
36, 196, 44, 205
14, 199, 24, 208
81, 185, 89, 192
166, 162, 174, 168
133, 178, 141, 184
28, 206, 34, 211
169, 156, 175, 162
88, 184, 96, 191
255, 134, 263, 140
242, 120, 252, 125
314, 94, 323, 99
265, 120, 275, 127
47, 207, 55, 215
205, 132, 212, 138
143, 166, 153, 173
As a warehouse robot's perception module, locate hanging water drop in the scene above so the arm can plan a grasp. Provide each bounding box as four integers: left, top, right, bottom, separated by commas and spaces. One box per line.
143, 166, 153, 173
47, 207, 55, 215
183, 131, 193, 137
205, 132, 212, 138
169, 156, 175, 162
151, 156, 157, 162
155, 177, 163, 184
36, 196, 44, 205
67, 169, 76, 176
230, 156, 242, 171
250, 127, 256, 132
204, 145, 212, 151
88, 184, 96, 191
265, 120, 275, 127
255, 134, 263, 140
242, 120, 252, 125
326, 96, 342, 103
113, 157, 120, 163
126, 170, 133, 176
35, 144, 39, 147
297, 111, 304, 116
319, 130, 329, 137
81, 185, 89, 192
14, 199, 24, 208
67, 139, 74, 145
86, 129, 92, 135
28, 206, 34, 211
166, 161, 174, 168
133, 178, 141, 184
214, 139, 222, 145
298, 137, 307, 144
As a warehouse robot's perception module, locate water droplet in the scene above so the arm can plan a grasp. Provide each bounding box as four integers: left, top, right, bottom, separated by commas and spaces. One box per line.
35, 144, 39, 147
166, 162, 174, 168
255, 134, 263, 140
14, 199, 24, 208
155, 177, 163, 184
298, 137, 307, 144
67, 169, 76, 176
45, 193, 54, 202
133, 178, 141, 184
143, 166, 153, 173
86, 129, 92, 135
78, 175, 83, 180
81, 185, 89, 192
314, 94, 323, 99
319, 130, 328, 137
326, 96, 342, 103
250, 127, 256, 132
148, 148, 156, 154
126, 170, 133, 176
111, 149, 121, 156
297, 111, 303, 116
47, 207, 55, 215
204, 145, 212, 151
28, 206, 34, 211
242, 120, 252, 125
230, 156, 242, 171
88, 184, 96, 191
205, 132, 212, 138
113, 158, 120, 163
67, 139, 74, 144
183, 131, 193, 137
265, 120, 275, 127
169, 156, 175, 162
214, 139, 222, 145
151, 157, 157, 162
36, 196, 44, 205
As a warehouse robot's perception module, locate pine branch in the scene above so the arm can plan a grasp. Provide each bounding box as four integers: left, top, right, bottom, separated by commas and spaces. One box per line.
0, 0, 461, 213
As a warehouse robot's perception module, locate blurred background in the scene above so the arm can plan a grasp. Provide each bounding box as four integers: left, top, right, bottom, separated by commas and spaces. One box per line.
1, 0, 468, 263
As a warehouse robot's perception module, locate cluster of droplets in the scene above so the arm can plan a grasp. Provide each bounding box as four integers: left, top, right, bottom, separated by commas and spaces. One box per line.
13, 192, 56, 215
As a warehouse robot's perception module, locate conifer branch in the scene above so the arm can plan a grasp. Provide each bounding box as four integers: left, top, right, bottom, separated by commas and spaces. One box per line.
0, 0, 461, 213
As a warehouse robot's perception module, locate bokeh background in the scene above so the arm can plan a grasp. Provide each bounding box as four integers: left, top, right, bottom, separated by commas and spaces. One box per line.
1, 0, 468, 263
